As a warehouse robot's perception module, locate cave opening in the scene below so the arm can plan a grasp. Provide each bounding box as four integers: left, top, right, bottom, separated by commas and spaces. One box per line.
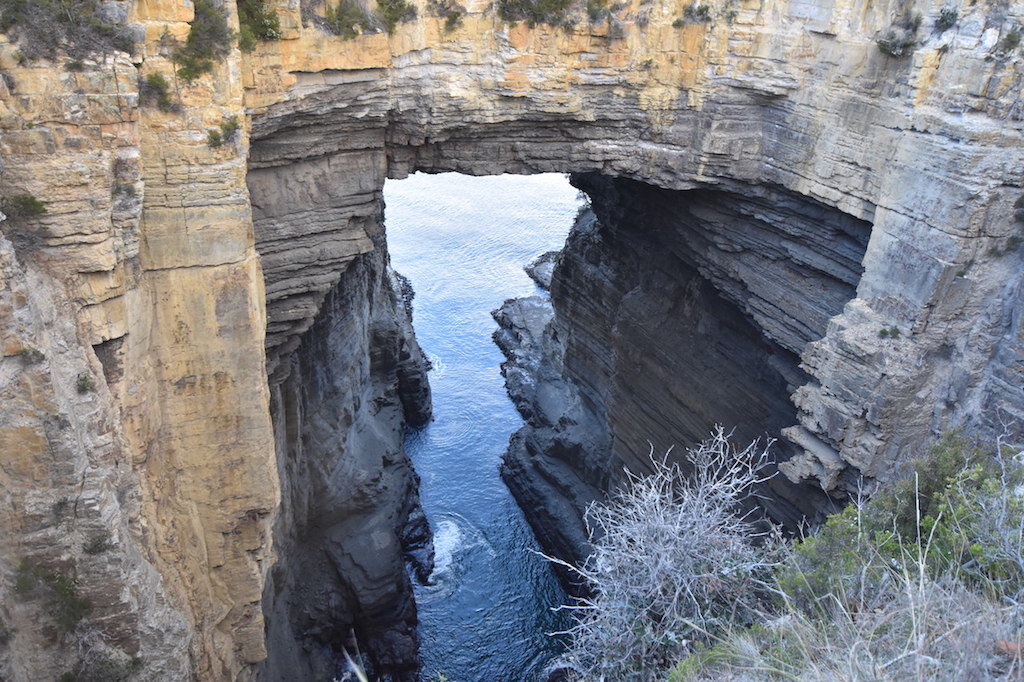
248, 153, 874, 679
378, 169, 873, 678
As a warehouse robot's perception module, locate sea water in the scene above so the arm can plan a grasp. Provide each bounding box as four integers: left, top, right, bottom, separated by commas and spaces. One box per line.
384, 173, 579, 681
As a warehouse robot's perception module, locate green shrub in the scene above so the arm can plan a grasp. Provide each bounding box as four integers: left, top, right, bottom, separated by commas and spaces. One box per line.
83, 532, 113, 555
53, 496, 70, 519
0, 193, 46, 222
444, 11, 463, 30
585, 0, 607, 22
428, 0, 465, 29
683, 2, 711, 22
324, 0, 373, 38
877, 33, 917, 56
935, 7, 957, 32
77, 372, 95, 393
50, 573, 93, 632
998, 28, 1021, 54
14, 559, 41, 595
496, 0, 573, 27
238, 0, 282, 51
13, 560, 92, 633
207, 115, 241, 148
878, 325, 901, 338
174, 0, 232, 82
378, 0, 417, 33
877, 13, 921, 57
139, 73, 177, 113
0, 0, 135, 61
779, 431, 1024, 603
675, 433, 1024, 680
16, 346, 45, 363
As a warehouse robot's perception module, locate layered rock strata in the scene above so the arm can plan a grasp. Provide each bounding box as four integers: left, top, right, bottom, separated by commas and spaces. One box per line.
260, 238, 431, 681
246, 0, 1024, 512
497, 177, 866, 565
0, 0, 1021, 678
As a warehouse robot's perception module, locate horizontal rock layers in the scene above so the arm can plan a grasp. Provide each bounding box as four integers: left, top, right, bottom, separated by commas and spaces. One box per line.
247, 0, 1024, 513
0, 0, 1021, 677
497, 176, 870, 565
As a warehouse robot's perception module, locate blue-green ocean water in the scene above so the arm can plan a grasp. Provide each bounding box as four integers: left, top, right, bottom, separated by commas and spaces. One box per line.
384, 173, 579, 681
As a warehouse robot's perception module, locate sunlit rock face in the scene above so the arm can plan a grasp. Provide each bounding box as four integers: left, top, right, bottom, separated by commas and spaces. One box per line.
0, 0, 1021, 677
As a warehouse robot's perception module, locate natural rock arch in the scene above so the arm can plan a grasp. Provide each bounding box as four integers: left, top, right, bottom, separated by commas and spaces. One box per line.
241, 9, 1022, 672
0, 0, 1019, 678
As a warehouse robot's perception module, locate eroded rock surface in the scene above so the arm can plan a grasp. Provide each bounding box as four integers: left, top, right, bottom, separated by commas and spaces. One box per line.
0, 0, 1021, 677
261, 240, 431, 681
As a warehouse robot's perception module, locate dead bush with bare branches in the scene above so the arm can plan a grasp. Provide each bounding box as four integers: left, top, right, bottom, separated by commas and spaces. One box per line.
545, 427, 781, 680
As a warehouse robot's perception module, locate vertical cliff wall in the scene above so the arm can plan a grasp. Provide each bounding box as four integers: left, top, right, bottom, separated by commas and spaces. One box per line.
499, 174, 874, 561
0, 0, 278, 677
251, 177, 432, 678
0, 0, 1021, 677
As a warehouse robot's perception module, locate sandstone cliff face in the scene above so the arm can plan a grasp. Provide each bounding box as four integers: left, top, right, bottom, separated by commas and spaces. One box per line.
0, 0, 277, 677
0, 0, 1021, 677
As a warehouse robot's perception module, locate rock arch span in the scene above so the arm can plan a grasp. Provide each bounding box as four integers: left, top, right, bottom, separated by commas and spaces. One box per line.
0, 0, 1019, 678
242, 8, 1022, 674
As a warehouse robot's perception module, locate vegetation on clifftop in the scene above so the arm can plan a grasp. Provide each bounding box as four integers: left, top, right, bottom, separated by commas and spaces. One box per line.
174, 0, 232, 81
324, 0, 373, 37
238, 0, 282, 51
0, 0, 135, 60
321, 0, 418, 37
550, 430, 1024, 680
496, 0, 574, 28
428, 0, 466, 32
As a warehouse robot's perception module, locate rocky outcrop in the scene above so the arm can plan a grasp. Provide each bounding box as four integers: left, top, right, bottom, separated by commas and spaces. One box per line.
497, 178, 863, 565
525, 251, 560, 290
493, 262, 607, 570
260, 238, 431, 681
0, 0, 1022, 678
245, 0, 1024, 513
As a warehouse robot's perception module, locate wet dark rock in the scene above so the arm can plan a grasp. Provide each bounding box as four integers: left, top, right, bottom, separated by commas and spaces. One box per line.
492, 245, 609, 576
259, 234, 432, 682
494, 177, 864, 576
525, 250, 560, 290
